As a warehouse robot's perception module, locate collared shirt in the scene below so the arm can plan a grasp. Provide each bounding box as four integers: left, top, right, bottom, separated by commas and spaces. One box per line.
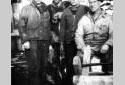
75, 11, 113, 51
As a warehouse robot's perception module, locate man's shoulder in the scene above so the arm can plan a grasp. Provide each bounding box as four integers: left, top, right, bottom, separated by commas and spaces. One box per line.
78, 13, 90, 24
81, 13, 89, 20
77, 5, 90, 14
21, 4, 35, 12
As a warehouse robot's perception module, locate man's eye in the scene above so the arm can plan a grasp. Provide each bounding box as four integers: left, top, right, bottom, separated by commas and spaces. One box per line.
89, 2, 92, 4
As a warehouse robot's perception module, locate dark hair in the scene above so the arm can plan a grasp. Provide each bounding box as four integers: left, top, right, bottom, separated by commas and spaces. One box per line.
63, 1, 71, 8
97, 0, 104, 2
11, 0, 21, 4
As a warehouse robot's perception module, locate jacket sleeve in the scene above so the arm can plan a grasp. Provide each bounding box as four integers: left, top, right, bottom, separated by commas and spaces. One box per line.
44, 10, 51, 31
18, 6, 28, 44
47, 5, 53, 24
75, 17, 86, 50
45, 10, 52, 38
104, 15, 113, 46
59, 12, 66, 42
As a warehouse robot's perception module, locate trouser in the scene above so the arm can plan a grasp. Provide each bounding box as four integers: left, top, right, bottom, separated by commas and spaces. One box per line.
91, 46, 113, 73
25, 40, 50, 85
62, 40, 77, 85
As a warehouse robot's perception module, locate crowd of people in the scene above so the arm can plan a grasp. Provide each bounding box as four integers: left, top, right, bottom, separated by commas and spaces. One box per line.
11, 0, 113, 85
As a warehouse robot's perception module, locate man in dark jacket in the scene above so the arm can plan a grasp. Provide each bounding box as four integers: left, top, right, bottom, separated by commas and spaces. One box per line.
60, 1, 89, 84
18, 0, 51, 85
47, 0, 62, 69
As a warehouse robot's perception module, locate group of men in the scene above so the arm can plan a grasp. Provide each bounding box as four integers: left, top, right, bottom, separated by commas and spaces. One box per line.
16, 0, 113, 85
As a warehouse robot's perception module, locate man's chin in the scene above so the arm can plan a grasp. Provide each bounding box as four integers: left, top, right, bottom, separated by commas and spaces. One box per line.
91, 9, 96, 12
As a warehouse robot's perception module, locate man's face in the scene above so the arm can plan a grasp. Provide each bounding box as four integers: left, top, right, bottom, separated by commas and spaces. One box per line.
70, 0, 79, 6
88, 0, 101, 12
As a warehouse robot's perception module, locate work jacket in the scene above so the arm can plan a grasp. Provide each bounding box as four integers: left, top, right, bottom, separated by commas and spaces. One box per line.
18, 2, 51, 43
75, 11, 113, 51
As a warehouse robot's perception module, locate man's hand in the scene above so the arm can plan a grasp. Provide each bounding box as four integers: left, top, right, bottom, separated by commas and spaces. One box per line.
100, 44, 109, 53
22, 41, 30, 50
51, 32, 59, 42
54, 12, 63, 19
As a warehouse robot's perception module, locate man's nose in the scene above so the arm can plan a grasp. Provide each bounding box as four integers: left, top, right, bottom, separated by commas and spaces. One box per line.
91, 3, 95, 7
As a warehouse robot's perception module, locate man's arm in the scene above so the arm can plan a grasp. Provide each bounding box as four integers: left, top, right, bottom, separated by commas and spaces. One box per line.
75, 17, 86, 50
59, 12, 66, 42
104, 15, 113, 46
44, 10, 52, 36
100, 15, 113, 53
18, 6, 28, 44
74, 5, 90, 38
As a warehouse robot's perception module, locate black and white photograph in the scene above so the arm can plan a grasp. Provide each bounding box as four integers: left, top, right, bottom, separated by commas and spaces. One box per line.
11, 0, 113, 85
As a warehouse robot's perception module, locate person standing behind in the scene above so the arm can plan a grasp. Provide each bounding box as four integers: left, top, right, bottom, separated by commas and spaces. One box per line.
18, 0, 51, 85
70, 0, 90, 33
75, 0, 113, 74
59, 0, 89, 84
47, 0, 62, 68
